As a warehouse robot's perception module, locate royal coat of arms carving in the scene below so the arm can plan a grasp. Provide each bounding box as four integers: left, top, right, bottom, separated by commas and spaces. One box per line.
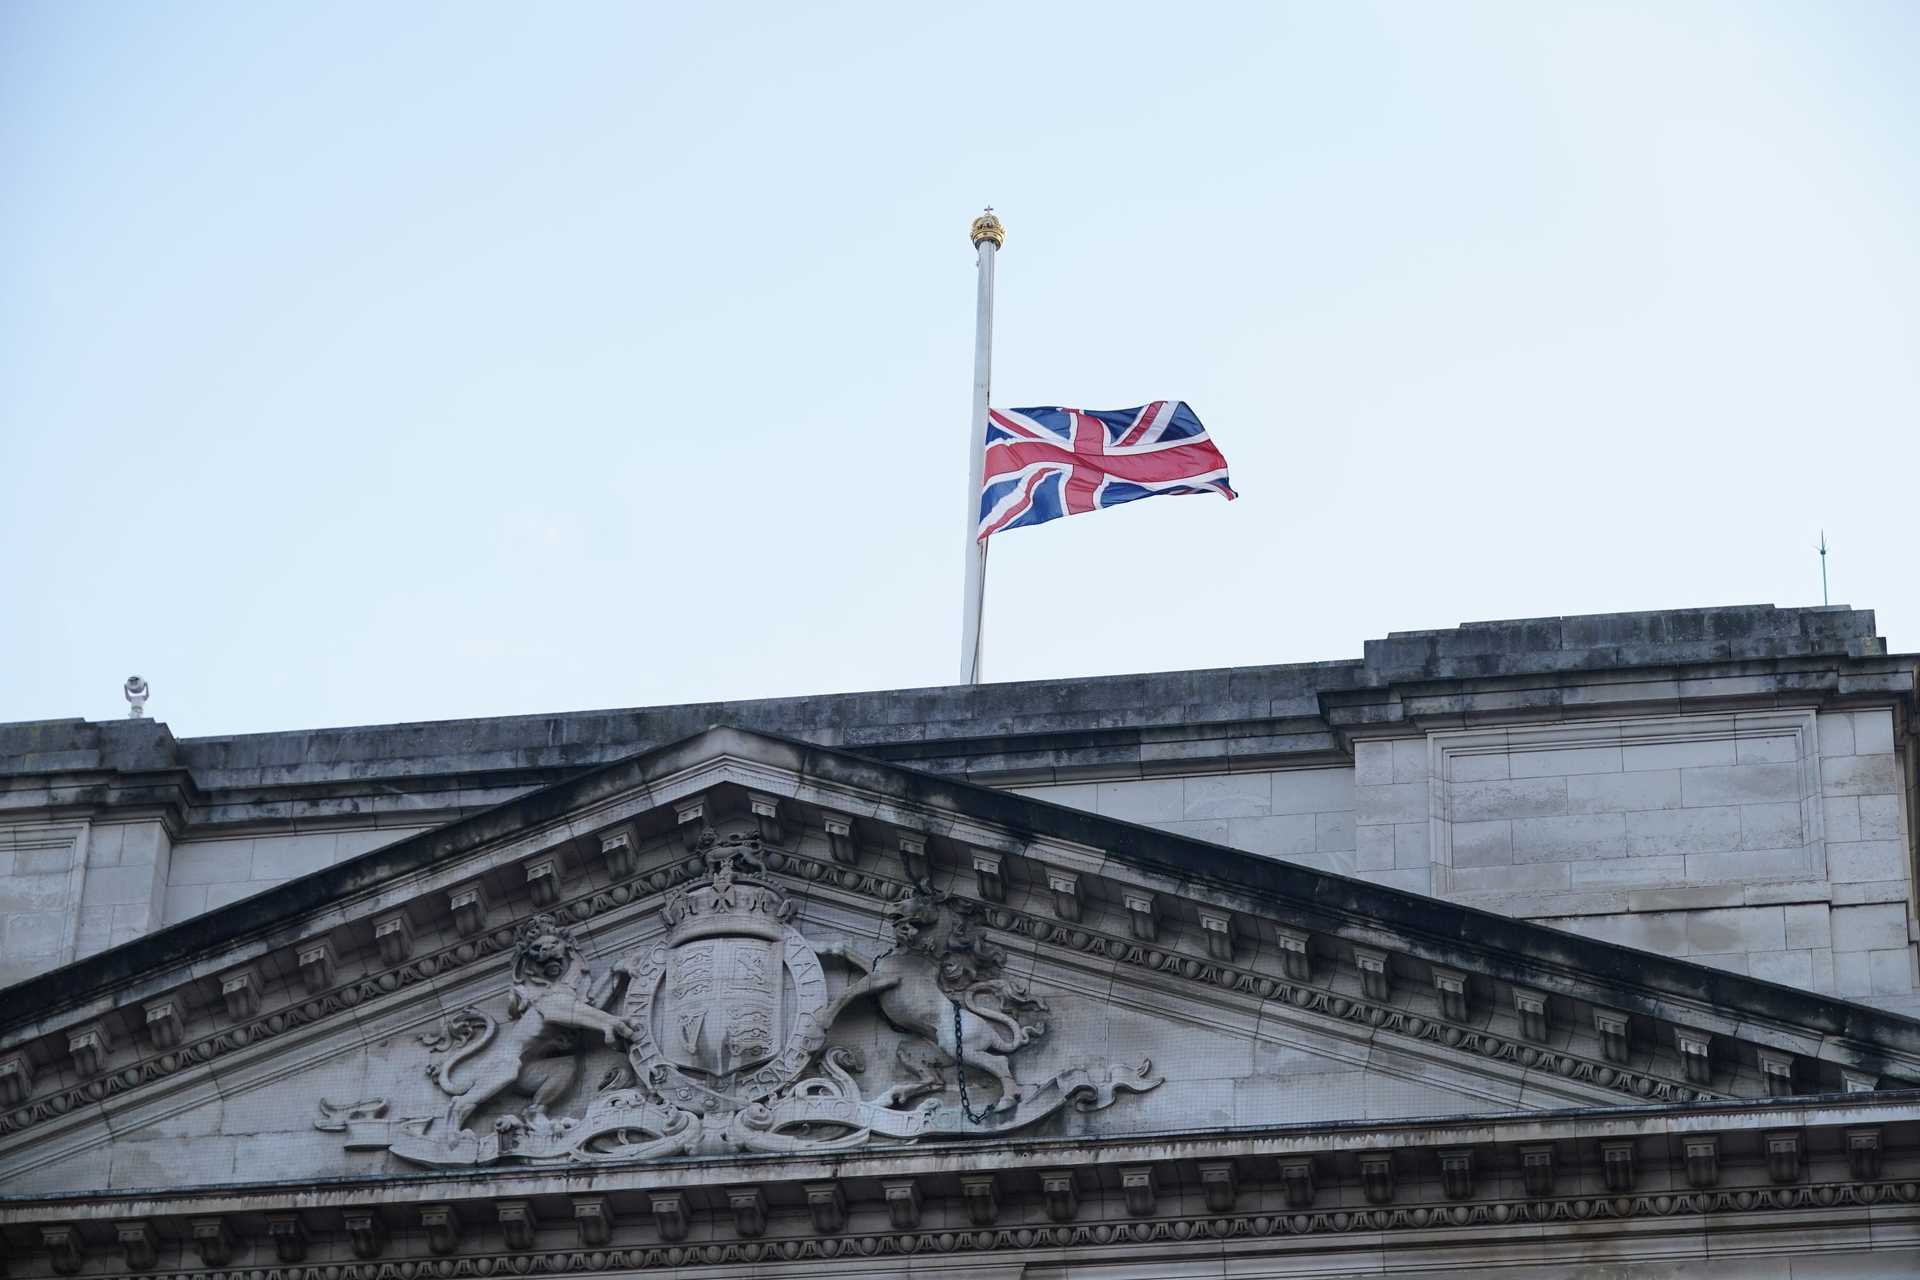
327, 828, 1159, 1166
621, 833, 831, 1117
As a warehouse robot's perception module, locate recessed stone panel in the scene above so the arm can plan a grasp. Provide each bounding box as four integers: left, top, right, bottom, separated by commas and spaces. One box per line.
1512, 814, 1627, 863
1450, 778, 1570, 822
1739, 802, 1804, 851
1508, 745, 1623, 779
1735, 735, 1800, 764
1451, 820, 1513, 868
1565, 770, 1683, 814
1447, 752, 1510, 783
1680, 764, 1801, 808
1569, 856, 1686, 888
1621, 738, 1736, 772
1627, 807, 1743, 857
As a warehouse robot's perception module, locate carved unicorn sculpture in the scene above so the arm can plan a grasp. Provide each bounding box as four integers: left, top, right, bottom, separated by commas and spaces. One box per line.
817, 886, 1046, 1112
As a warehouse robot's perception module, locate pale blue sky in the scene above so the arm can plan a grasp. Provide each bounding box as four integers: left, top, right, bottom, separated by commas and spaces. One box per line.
3, 2, 1916, 736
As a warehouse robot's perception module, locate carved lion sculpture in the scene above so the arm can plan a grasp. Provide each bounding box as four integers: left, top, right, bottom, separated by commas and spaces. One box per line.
423, 915, 636, 1136
818, 886, 1046, 1112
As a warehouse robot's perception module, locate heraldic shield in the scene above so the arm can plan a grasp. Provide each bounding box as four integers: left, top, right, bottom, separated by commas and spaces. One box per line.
663, 932, 783, 1077
624, 831, 829, 1114
341, 826, 1160, 1167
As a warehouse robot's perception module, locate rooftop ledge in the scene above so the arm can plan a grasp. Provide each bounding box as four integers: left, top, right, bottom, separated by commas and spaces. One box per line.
0, 604, 1905, 796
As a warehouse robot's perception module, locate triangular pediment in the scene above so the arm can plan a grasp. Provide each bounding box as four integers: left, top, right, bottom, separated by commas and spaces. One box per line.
3, 726, 1918, 1203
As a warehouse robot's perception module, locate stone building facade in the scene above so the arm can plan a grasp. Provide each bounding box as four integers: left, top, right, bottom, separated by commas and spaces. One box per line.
1, 603, 1917, 1277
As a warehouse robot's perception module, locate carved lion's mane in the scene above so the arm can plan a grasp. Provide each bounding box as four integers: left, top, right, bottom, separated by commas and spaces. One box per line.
511, 914, 581, 987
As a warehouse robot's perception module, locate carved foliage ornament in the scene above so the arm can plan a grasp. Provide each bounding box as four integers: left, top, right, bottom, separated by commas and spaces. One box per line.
326, 829, 1158, 1166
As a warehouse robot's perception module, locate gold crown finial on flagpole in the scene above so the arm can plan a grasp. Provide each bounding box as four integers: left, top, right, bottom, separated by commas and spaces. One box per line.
960, 206, 1002, 684
969, 207, 1006, 248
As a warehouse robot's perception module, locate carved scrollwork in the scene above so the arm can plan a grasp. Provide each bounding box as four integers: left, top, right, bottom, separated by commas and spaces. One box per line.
318, 829, 1158, 1168
292, 833, 1720, 1169
8, 854, 710, 1145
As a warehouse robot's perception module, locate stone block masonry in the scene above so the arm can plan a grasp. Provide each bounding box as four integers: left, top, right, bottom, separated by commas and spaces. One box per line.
1018, 767, 1358, 876
1, 603, 1914, 1012
1371, 705, 1914, 1014
1025, 707, 1915, 1015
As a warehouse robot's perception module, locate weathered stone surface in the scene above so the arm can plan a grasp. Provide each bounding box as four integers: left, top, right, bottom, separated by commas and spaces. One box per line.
1, 706, 1917, 1275
3, 602, 1916, 1034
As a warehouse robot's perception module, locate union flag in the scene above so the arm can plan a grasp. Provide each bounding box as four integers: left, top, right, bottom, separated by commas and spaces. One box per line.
976, 401, 1235, 540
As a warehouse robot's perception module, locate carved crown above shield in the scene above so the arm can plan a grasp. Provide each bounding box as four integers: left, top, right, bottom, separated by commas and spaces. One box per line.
5, 722, 1916, 1251
625, 829, 831, 1115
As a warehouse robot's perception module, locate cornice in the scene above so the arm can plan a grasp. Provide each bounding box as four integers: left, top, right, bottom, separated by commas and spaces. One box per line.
4, 607, 1907, 809
13, 1187, 1919, 1280
1, 1097, 1914, 1277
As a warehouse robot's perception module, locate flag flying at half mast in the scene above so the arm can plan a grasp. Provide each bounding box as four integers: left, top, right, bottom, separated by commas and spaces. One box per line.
976, 401, 1236, 540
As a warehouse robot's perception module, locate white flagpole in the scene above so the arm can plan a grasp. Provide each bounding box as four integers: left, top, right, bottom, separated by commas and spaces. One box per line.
959, 208, 1004, 685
